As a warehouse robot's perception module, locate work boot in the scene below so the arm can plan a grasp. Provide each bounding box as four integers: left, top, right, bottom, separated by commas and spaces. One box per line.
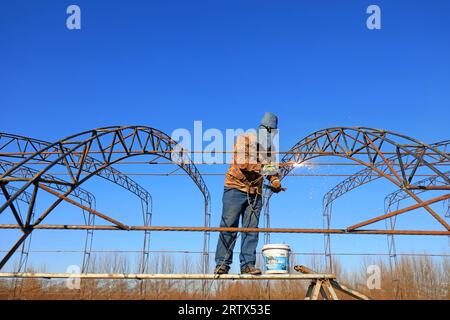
214, 265, 230, 275
241, 265, 262, 275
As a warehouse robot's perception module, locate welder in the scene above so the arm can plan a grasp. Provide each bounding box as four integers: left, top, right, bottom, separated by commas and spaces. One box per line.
214, 112, 283, 275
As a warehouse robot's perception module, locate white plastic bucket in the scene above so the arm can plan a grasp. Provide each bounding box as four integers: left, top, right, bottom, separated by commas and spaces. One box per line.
262, 244, 291, 274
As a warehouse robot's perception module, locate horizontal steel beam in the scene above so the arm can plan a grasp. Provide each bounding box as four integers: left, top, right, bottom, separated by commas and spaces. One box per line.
407, 186, 450, 190
0, 224, 448, 235
1, 151, 449, 156
0, 272, 335, 280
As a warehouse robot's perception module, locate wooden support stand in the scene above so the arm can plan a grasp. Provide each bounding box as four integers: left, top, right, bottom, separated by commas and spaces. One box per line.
294, 265, 371, 300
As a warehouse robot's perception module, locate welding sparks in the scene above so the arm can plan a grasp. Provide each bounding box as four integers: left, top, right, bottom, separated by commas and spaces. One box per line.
291, 161, 315, 169
293, 162, 306, 168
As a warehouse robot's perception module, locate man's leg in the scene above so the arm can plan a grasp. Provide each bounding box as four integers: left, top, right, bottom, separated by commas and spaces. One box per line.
240, 193, 262, 271
215, 188, 247, 270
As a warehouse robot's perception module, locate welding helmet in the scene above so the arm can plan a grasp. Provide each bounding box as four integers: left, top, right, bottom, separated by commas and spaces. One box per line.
257, 112, 278, 163
259, 112, 278, 130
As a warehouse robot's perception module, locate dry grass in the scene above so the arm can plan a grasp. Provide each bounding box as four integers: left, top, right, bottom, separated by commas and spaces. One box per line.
355, 255, 450, 300
0, 254, 448, 300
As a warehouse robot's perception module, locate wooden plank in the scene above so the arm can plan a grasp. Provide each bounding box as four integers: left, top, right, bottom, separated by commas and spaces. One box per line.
311, 280, 322, 300
330, 279, 370, 300
319, 282, 329, 300
304, 281, 315, 300
323, 280, 339, 300
0, 272, 336, 280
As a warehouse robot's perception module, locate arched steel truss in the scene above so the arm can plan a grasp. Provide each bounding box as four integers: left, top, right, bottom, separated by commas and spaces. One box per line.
1, 184, 35, 299
0, 181, 95, 297
0, 127, 211, 273
0, 160, 96, 272
0, 132, 153, 273
321, 140, 450, 272
264, 128, 449, 263
1, 185, 35, 274
1, 127, 448, 278
383, 170, 450, 298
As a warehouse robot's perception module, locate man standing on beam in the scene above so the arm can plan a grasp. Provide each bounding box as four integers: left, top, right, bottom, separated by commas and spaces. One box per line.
214, 112, 284, 275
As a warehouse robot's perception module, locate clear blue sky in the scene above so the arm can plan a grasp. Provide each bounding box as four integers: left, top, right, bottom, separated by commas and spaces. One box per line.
1, 0, 449, 275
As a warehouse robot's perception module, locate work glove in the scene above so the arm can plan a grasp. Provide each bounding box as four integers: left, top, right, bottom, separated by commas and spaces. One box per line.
268, 185, 282, 193
268, 176, 284, 193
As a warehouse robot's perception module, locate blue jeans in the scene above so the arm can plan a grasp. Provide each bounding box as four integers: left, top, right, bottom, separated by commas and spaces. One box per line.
215, 187, 262, 270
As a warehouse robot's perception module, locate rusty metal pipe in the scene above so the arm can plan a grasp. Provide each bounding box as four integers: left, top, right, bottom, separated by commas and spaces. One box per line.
0, 224, 448, 235
38, 184, 128, 230
347, 193, 450, 231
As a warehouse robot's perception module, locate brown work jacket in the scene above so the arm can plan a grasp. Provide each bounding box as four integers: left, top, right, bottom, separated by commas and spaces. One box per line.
224, 133, 276, 195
